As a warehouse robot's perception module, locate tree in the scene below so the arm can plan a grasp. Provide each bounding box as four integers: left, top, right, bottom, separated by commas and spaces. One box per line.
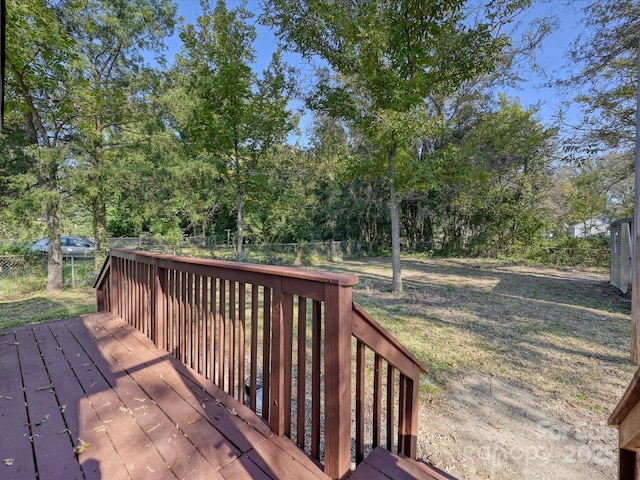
176, 0, 296, 261
4, 0, 79, 291
566, 0, 640, 151
59, 0, 176, 268
262, 0, 528, 293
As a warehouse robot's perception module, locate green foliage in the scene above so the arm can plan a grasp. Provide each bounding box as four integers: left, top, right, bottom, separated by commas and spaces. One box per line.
525, 235, 610, 268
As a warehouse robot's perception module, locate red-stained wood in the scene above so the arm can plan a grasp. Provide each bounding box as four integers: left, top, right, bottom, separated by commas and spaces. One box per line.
229, 280, 236, 397
296, 296, 307, 449
94, 250, 435, 479
194, 274, 201, 373
0, 314, 333, 480
239, 282, 246, 405
262, 286, 271, 422
209, 276, 217, 382
356, 340, 366, 464
311, 299, 321, 460
270, 276, 286, 436
219, 278, 226, 388
283, 291, 294, 437
387, 364, 395, 452
373, 353, 383, 449
323, 282, 352, 480
0, 331, 37, 480
250, 285, 259, 412
350, 447, 457, 480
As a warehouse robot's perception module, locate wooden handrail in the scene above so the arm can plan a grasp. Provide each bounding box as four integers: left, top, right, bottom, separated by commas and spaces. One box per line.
351, 301, 428, 461
94, 249, 429, 479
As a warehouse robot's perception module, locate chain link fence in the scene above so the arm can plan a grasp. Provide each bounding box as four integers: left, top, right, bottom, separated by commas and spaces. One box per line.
1, 239, 367, 298
0, 254, 98, 298
108, 237, 366, 265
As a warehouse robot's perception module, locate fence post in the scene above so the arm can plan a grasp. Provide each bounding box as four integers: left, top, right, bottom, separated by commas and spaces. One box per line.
323, 282, 352, 480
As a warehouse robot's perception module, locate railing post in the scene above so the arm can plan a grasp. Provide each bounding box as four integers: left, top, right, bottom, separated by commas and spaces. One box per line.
269, 276, 294, 436
398, 373, 419, 458
324, 283, 352, 480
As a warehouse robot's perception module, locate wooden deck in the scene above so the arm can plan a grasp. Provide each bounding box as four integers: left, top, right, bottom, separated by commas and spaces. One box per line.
0, 312, 329, 480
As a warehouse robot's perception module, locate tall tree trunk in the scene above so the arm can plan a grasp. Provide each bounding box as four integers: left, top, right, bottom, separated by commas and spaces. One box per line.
95, 200, 108, 272
236, 189, 244, 262
388, 145, 402, 294
93, 120, 108, 271
46, 193, 63, 292
235, 143, 244, 262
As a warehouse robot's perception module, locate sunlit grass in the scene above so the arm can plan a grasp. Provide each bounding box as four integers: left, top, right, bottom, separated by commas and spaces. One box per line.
0, 287, 96, 330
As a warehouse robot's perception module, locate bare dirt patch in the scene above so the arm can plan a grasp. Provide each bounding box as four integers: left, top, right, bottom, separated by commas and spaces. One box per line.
320, 257, 634, 479
419, 373, 616, 479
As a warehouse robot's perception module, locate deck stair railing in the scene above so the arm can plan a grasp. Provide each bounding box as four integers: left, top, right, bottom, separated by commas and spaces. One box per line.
94, 248, 429, 480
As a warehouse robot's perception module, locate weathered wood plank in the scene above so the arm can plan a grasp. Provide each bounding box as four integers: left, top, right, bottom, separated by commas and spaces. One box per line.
351, 447, 456, 480
85, 316, 220, 479
64, 318, 179, 479
16, 326, 83, 480
91, 314, 272, 449
0, 330, 37, 480
249, 435, 330, 480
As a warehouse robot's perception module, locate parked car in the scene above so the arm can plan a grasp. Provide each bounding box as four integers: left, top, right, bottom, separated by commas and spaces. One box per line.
29, 236, 96, 255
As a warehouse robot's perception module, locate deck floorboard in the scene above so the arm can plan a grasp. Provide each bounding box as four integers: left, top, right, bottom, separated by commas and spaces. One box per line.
0, 312, 329, 480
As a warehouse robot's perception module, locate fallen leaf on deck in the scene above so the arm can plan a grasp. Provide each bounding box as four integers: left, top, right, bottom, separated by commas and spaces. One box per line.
34, 414, 50, 426
3, 458, 14, 466
73, 438, 90, 455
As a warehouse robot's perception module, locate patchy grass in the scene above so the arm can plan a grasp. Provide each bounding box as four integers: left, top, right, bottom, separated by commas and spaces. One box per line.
0, 287, 96, 330
316, 256, 634, 415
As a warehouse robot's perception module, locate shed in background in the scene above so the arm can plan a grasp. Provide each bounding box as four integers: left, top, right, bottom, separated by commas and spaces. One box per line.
611, 218, 633, 294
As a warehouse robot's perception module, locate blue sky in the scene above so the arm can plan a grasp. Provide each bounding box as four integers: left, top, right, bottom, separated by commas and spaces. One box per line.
165, 0, 588, 139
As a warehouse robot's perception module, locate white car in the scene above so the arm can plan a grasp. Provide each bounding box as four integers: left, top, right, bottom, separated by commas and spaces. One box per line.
29, 236, 96, 255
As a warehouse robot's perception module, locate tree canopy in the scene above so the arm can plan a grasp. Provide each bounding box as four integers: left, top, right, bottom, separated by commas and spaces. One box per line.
0, 0, 629, 283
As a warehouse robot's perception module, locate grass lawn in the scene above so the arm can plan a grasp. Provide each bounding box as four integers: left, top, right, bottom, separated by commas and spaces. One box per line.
315, 256, 634, 416
0, 287, 96, 330
0, 255, 633, 416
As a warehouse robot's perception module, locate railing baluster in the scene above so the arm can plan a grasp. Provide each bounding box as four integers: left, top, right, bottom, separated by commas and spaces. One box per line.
311, 299, 321, 459
194, 274, 201, 373
208, 276, 216, 381
296, 297, 307, 449
201, 276, 208, 376
187, 272, 194, 368
180, 270, 187, 364
229, 281, 236, 397
373, 353, 382, 449
355, 339, 365, 464
218, 279, 226, 388
386, 364, 395, 452
238, 282, 246, 405
262, 286, 271, 421
283, 292, 294, 437
250, 285, 258, 412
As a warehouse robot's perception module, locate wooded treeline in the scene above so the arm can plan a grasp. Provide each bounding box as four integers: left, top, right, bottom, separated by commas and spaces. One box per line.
0, 0, 636, 292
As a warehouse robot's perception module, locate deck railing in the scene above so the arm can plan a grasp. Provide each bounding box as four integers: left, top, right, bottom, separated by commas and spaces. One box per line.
94, 248, 428, 479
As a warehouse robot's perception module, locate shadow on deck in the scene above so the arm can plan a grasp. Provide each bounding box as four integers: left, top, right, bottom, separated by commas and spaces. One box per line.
0, 313, 327, 479
1, 313, 453, 479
